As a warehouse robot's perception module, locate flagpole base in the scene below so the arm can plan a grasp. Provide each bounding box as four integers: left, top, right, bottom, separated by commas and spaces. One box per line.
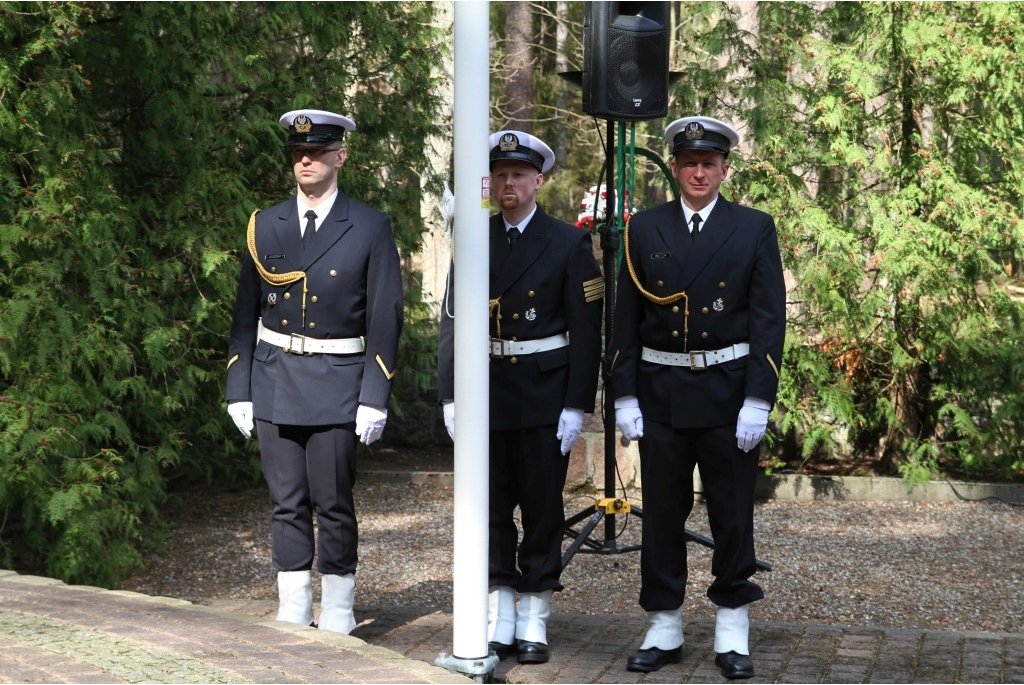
434, 652, 499, 683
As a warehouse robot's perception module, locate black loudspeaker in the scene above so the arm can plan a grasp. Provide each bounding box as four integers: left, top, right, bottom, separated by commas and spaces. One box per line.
583, 1, 670, 121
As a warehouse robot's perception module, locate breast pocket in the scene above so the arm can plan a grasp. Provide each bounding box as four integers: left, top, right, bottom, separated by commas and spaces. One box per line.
644, 258, 680, 293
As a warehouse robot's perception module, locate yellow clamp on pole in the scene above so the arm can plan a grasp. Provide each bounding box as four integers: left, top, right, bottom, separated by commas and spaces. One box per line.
595, 497, 632, 514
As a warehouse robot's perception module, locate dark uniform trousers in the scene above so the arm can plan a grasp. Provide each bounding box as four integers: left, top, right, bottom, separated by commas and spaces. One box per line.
227, 192, 403, 579
638, 420, 762, 611
258, 420, 358, 575
438, 207, 603, 595
610, 195, 786, 614
489, 426, 570, 592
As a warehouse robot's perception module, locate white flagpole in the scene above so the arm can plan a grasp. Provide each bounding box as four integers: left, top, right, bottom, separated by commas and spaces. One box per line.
435, 0, 496, 678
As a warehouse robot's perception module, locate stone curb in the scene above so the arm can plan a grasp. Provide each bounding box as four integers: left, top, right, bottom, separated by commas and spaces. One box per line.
360, 469, 1024, 504
753, 473, 1024, 503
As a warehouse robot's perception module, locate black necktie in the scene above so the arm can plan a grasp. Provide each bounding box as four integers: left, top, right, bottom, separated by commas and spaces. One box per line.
508, 226, 521, 251
690, 213, 703, 243
303, 210, 317, 250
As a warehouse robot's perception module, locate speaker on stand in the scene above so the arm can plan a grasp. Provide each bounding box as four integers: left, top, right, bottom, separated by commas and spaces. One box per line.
582, 2, 670, 121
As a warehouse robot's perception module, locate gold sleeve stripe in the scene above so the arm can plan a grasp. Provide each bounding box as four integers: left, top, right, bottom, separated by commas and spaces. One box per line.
766, 353, 780, 379
610, 349, 619, 372
376, 354, 397, 381
583, 277, 605, 303
227, 354, 239, 370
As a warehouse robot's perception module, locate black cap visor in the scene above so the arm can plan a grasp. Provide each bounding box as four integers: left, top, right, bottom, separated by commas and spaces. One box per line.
286, 125, 347, 149
671, 130, 731, 155
490, 147, 544, 173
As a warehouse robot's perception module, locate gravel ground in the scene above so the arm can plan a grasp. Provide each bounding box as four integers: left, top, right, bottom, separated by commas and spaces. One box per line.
119, 478, 1024, 635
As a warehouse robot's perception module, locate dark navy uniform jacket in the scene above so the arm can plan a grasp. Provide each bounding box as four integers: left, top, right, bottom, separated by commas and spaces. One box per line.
227, 192, 404, 426
438, 207, 604, 430
610, 196, 785, 428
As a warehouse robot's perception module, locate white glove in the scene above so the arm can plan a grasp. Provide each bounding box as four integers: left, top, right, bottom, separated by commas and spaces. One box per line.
556, 407, 584, 455
614, 396, 644, 442
441, 181, 455, 230
442, 401, 455, 441
227, 401, 253, 440
356, 404, 388, 445
736, 397, 771, 452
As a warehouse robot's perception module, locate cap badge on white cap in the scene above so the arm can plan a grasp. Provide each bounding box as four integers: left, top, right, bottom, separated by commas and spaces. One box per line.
685, 122, 705, 140
293, 115, 313, 134
499, 133, 520, 152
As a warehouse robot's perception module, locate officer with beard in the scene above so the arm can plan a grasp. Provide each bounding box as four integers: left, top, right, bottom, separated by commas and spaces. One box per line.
438, 130, 603, 664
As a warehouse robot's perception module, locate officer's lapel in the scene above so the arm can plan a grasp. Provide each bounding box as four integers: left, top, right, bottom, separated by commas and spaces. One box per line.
698, 199, 737, 262
302, 193, 354, 266
492, 220, 549, 296
273, 201, 304, 270
657, 201, 691, 274
490, 221, 509, 275
672, 198, 737, 289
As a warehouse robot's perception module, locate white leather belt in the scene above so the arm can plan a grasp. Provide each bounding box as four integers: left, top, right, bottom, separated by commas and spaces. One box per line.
490, 333, 569, 359
641, 342, 750, 370
258, 319, 365, 355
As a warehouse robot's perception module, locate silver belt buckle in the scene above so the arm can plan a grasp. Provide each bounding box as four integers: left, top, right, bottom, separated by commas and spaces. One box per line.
489, 338, 507, 359
689, 350, 707, 370
287, 333, 307, 355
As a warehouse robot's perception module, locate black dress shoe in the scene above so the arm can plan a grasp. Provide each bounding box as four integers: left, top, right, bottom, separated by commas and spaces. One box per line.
516, 639, 549, 664
715, 651, 754, 679
488, 641, 515, 661
626, 645, 682, 672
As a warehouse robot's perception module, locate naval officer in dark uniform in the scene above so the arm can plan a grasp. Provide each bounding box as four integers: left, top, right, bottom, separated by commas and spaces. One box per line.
438, 130, 603, 664
611, 116, 785, 679
226, 109, 403, 634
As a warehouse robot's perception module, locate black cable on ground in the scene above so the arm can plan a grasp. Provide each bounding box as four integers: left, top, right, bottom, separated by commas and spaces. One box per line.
945, 479, 1024, 507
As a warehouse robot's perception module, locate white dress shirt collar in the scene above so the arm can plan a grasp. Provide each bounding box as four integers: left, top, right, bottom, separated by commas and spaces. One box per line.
297, 189, 339, 233
503, 204, 538, 234
681, 195, 719, 230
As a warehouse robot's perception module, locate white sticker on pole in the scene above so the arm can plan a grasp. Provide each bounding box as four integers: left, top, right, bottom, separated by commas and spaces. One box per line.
481, 177, 490, 207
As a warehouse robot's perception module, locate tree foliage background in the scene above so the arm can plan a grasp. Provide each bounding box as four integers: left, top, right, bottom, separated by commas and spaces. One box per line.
733, 2, 1024, 483
0, 1, 447, 586
2, 0, 1023, 589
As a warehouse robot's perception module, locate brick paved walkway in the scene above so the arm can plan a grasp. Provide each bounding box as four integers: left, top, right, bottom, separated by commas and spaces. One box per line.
352, 606, 1024, 684
3, 569, 1022, 684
